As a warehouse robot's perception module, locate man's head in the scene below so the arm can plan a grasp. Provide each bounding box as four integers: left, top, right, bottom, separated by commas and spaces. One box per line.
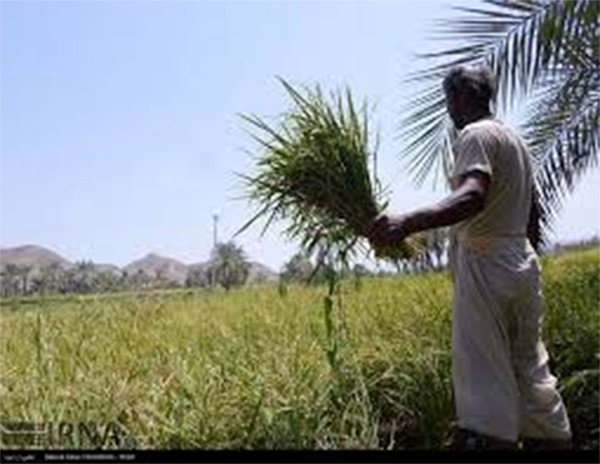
443, 65, 496, 129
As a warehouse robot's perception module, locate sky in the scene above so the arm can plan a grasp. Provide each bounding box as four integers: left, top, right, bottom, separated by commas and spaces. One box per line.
1, 0, 598, 271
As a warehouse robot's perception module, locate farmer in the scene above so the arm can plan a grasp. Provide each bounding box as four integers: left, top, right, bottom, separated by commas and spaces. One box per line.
367, 65, 572, 450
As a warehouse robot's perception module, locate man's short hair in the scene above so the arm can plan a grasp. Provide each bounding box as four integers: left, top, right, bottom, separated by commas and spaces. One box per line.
443, 65, 496, 107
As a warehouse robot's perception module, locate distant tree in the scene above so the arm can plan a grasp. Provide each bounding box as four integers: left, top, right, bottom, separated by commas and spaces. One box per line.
70, 261, 96, 294
18, 265, 33, 295
41, 263, 65, 294
58, 267, 75, 294
153, 267, 181, 289
0, 264, 20, 297
185, 266, 208, 288
117, 268, 150, 290
0, 270, 7, 298
388, 230, 448, 275
132, 269, 152, 290
119, 271, 131, 290
30, 274, 46, 295
0, 264, 33, 296
27, 263, 67, 296
207, 241, 250, 291
92, 270, 120, 293
281, 253, 314, 283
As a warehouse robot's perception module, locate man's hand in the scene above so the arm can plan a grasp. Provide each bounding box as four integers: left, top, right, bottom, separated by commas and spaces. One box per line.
365, 171, 490, 257
367, 214, 411, 253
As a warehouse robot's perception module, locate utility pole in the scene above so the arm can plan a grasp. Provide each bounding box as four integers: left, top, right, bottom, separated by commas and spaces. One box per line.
213, 213, 219, 248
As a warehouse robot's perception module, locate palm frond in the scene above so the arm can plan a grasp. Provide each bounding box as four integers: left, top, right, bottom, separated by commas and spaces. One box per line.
402, 0, 599, 243
524, 71, 600, 229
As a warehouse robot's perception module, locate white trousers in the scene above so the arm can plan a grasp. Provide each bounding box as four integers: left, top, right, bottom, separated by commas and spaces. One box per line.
449, 235, 572, 442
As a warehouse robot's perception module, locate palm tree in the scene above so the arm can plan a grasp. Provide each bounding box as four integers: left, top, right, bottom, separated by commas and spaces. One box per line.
1, 264, 31, 296
71, 261, 96, 294
207, 241, 250, 291
37, 262, 64, 294
0, 264, 20, 297
18, 265, 33, 295
402, 0, 599, 245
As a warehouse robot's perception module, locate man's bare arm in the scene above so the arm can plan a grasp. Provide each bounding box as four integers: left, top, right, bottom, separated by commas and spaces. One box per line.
402, 171, 490, 235
368, 171, 490, 247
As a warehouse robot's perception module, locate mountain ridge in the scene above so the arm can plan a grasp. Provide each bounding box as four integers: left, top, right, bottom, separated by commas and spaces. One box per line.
0, 244, 278, 283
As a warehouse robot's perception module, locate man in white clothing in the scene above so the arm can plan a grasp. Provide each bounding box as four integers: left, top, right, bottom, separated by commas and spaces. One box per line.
368, 65, 572, 450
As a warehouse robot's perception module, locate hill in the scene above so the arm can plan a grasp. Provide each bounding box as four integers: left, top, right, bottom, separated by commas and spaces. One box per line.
0, 245, 278, 286
0, 245, 72, 270
123, 253, 189, 285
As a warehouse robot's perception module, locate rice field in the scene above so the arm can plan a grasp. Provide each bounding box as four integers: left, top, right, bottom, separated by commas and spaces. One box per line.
1, 247, 598, 450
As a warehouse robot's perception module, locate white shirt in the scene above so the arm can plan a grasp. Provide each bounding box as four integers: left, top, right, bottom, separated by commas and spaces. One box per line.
450, 118, 534, 239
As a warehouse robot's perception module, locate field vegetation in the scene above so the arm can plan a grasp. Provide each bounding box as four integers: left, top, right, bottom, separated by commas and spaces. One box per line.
1, 247, 598, 450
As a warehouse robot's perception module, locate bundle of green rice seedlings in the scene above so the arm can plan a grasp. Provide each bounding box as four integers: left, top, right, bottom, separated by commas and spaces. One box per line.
237, 78, 424, 264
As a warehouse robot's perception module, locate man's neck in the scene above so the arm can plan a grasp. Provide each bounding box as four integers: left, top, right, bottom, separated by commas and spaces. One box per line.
457, 109, 493, 130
